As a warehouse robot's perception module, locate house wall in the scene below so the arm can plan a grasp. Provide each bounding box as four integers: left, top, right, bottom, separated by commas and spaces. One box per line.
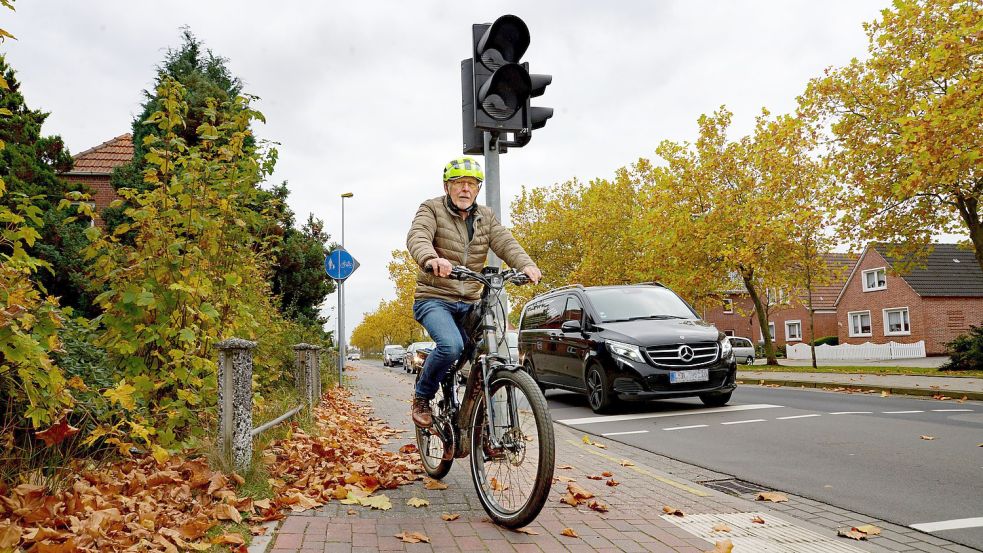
703, 294, 836, 347
920, 297, 983, 354
62, 173, 119, 227
836, 249, 928, 350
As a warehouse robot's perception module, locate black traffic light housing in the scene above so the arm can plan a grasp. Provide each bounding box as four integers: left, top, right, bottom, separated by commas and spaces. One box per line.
461, 15, 552, 154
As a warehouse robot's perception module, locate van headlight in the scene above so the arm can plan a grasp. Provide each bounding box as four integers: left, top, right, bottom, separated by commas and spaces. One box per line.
720, 338, 733, 359
605, 340, 645, 363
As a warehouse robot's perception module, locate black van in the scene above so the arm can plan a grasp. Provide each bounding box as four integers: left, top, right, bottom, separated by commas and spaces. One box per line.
518, 283, 737, 413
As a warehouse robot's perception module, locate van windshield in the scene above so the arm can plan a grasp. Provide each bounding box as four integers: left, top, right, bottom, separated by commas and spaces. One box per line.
586, 287, 696, 322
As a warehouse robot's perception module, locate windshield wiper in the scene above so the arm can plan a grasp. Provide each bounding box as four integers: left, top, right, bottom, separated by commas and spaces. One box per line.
624, 315, 689, 321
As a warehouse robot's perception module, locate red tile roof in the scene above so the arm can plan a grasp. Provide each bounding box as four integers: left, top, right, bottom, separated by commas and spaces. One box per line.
809, 253, 857, 309
64, 134, 133, 175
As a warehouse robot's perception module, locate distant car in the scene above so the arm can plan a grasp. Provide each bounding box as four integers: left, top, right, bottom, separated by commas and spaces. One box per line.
404, 341, 436, 373
727, 336, 755, 365
382, 344, 406, 367
347, 351, 361, 361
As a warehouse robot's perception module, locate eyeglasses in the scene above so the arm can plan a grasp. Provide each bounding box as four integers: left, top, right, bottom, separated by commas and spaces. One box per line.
450, 180, 481, 191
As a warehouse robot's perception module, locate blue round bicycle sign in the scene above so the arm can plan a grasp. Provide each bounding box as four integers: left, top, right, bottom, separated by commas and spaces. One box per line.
325, 248, 358, 281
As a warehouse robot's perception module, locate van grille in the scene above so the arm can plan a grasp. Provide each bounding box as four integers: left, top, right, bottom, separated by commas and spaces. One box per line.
645, 342, 719, 367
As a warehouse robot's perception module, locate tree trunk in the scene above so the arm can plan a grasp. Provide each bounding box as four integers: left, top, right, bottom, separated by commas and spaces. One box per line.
805, 238, 817, 369
742, 271, 777, 365
954, 193, 983, 275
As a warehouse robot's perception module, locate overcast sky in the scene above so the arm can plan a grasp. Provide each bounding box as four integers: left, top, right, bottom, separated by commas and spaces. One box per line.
4, 1, 887, 341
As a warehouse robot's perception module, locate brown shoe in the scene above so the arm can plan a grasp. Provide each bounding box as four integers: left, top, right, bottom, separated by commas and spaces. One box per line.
411, 396, 433, 428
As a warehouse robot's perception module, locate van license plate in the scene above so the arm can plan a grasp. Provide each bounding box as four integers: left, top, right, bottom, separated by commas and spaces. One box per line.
669, 369, 708, 384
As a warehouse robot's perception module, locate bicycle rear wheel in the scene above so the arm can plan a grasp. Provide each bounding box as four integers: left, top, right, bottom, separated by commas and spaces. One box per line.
414, 372, 454, 479
469, 368, 555, 528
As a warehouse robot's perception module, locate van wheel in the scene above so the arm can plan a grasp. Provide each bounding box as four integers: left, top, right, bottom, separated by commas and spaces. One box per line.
745, 356, 754, 365
699, 391, 732, 407
586, 364, 613, 414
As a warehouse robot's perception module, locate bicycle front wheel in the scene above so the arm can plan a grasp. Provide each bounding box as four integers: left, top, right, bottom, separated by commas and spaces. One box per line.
469, 368, 555, 528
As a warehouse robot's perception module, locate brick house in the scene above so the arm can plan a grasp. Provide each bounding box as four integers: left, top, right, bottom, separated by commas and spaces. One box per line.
834, 243, 983, 355
60, 134, 133, 226
701, 254, 857, 347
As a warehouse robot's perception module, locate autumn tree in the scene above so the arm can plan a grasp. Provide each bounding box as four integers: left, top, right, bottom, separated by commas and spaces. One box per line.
803, 0, 983, 272
650, 108, 837, 365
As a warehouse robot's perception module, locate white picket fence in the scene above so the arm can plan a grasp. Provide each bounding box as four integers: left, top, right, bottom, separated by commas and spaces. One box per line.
786, 341, 926, 361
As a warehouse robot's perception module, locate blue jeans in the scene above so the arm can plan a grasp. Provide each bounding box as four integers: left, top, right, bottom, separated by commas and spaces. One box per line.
413, 299, 474, 400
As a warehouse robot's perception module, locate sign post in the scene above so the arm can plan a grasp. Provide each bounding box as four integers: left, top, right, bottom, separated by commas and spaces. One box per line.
325, 247, 359, 385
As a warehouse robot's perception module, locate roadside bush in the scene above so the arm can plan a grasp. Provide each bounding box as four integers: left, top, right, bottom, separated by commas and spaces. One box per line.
942, 325, 983, 371
812, 335, 838, 346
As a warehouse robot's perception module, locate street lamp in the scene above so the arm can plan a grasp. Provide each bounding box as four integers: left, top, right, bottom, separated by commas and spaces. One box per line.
338, 192, 353, 382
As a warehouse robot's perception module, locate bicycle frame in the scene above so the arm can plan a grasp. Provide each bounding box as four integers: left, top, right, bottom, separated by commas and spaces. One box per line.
425, 267, 526, 459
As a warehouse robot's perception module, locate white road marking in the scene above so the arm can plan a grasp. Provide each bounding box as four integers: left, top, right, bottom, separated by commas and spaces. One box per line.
910, 517, 983, 532
557, 404, 783, 425
830, 411, 872, 415
932, 409, 973, 412
601, 430, 649, 437
777, 414, 822, 420
883, 410, 924, 414
721, 419, 767, 425
664, 424, 708, 431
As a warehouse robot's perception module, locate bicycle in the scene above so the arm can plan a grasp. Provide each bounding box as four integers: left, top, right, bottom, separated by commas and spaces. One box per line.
415, 265, 555, 528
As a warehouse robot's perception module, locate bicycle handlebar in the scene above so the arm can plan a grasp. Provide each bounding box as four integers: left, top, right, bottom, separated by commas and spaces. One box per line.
424, 263, 532, 286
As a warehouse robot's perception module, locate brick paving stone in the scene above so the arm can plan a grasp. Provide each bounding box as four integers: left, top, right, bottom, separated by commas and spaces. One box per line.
259, 363, 976, 553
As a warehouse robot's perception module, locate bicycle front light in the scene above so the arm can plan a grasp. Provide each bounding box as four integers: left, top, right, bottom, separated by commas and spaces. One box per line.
605, 340, 645, 363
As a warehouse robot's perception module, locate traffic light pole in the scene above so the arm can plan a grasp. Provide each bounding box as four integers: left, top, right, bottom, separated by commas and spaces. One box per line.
483, 131, 502, 268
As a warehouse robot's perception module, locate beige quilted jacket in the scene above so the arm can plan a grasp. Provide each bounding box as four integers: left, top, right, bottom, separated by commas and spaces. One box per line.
407, 196, 536, 302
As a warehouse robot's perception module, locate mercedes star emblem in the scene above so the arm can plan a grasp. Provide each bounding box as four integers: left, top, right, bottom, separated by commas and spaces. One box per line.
678, 345, 695, 362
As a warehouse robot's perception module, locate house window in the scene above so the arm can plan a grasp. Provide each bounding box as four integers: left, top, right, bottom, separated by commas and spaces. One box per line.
723, 330, 735, 337
862, 268, 887, 291
760, 322, 776, 341
722, 298, 733, 314
785, 320, 802, 342
883, 307, 910, 336
849, 311, 872, 337
70, 201, 97, 228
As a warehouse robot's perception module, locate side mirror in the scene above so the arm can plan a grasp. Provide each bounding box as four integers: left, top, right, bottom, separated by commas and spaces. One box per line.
561, 320, 582, 333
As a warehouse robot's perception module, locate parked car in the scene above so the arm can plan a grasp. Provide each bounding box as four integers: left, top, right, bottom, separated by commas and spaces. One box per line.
382, 344, 406, 367
404, 341, 436, 373
727, 336, 755, 365
347, 351, 361, 361
518, 283, 737, 413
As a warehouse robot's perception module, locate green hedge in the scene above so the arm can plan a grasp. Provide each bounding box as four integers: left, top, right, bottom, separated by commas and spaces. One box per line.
812, 335, 839, 346
942, 325, 983, 371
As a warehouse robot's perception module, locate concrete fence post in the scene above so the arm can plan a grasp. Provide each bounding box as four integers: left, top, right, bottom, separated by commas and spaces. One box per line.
217, 338, 256, 472
293, 343, 323, 406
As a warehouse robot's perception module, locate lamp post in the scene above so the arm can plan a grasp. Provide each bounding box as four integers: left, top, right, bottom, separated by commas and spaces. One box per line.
338, 192, 353, 383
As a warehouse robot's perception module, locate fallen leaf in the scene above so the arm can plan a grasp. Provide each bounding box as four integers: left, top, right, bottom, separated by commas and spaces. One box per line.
852, 524, 882, 536
920, 435, 935, 440
560, 528, 580, 538
711, 523, 732, 533
880, 391, 890, 397
601, 471, 613, 477
250, 525, 269, 536
588, 499, 609, 513
704, 539, 734, 553
581, 435, 593, 445
0, 522, 22, 548
751, 516, 766, 524
662, 506, 685, 517
557, 464, 575, 469
360, 494, 392, 510
399, 443, 418, 454
594, 442, 607, 449
586, 474, 603, 480
513, 527, 539, 535
606, 479, 620, 487
490, 477, 509, 491
407, 497, 429, 508
441, 513, 460, 521
395, 531, 431, 544
34, 414, 80, 447
567, 482, 593, 500
214, 503, 242, 524
555, 475, 577, 483
211, 533, 245, 546
424, 478, 448, 490
561, 493, 580, 507
619, 459, 635, 467
756, 492, 788, 502
837, 529, 868, 540
347, 509, 357, 515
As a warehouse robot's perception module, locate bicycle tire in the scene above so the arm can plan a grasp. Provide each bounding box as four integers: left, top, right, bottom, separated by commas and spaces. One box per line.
469, 368, 555, 528
414, 371, 453, 479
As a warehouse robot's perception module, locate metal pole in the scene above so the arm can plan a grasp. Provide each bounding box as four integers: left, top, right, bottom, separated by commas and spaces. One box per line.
483, 131, 502, 268
338, 195, 346, 385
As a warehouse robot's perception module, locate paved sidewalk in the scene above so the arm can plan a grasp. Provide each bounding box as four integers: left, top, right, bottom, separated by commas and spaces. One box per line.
737, 370, 983, 401
262, 364, 970, 553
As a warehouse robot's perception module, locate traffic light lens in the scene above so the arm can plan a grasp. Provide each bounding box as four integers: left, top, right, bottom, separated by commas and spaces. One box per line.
482, 94, 517, 120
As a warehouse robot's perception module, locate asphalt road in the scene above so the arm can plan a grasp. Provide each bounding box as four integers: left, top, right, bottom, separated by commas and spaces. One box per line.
546, 384, 983, 550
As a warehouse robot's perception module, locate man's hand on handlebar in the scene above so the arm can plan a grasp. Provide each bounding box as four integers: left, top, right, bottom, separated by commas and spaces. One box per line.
426, 258, 455, 278
522, 265, 542, 285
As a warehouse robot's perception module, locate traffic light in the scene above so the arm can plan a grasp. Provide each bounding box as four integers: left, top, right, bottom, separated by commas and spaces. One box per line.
461, 15, 552, 154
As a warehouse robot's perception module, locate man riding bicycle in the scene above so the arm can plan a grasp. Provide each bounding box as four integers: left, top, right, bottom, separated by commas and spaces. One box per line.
406, 157, 542, 428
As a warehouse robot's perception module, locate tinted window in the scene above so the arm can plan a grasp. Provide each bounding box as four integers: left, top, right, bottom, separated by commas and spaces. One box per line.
585, 287, 696, 321
521, 300, 549, 330
563, 296, 583, 323
544, 296, 566, 329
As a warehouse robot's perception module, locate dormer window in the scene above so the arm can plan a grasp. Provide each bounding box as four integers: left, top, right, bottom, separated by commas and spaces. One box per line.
862, 268, 887, 291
